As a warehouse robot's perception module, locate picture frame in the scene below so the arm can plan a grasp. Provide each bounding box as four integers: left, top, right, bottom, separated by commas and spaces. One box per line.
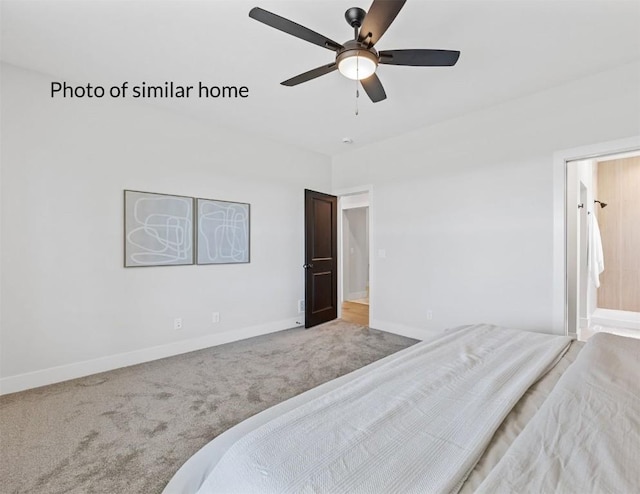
124, 190, 194, 267
196, 198, 250, 265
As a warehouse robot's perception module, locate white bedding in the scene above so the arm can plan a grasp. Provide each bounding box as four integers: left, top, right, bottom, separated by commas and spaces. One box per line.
477, 331, 640, 493
189, 324, 571, 494
460, 339, 584, 491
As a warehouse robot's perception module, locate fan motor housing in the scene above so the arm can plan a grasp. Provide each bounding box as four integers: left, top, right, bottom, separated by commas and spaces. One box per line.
336, 41, 379, 80
336, 40, 379, 66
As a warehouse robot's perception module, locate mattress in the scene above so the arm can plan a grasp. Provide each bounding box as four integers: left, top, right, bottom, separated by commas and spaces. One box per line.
163, 324, 585, 493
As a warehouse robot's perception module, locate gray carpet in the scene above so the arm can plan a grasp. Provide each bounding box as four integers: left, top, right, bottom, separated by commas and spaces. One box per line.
0, 320, 416, 493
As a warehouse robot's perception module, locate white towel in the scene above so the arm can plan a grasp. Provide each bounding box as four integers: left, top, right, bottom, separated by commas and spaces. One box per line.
588, 212, 604, 288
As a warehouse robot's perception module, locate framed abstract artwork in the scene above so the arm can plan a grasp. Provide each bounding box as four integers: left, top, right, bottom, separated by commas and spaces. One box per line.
124, 190, 194, 267
196, 198, 250, 264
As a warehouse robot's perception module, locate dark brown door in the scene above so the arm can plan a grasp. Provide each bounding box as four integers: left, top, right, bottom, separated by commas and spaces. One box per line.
304, 189, 338, 328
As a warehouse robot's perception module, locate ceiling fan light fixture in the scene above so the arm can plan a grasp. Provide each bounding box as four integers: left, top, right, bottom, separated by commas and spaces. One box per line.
337, 49, 378, 80
249, 2, 461, 103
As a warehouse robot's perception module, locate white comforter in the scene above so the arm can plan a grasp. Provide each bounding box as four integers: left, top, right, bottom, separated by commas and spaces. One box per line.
196, 324, 571, 493
477, 331, 640, 493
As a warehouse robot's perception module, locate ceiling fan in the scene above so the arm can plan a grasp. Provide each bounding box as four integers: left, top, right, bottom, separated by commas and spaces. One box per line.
248, 0, 460, 103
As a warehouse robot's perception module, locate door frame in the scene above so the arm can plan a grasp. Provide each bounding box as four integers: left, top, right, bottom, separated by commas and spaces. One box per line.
553, 136, 640, 337
335, 185, 374, 321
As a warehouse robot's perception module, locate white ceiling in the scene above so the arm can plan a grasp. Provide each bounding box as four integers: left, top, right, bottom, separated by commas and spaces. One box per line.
2, 0, 640, 156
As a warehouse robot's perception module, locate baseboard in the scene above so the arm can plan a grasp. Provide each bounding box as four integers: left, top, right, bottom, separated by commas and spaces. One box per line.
591, 308, 640, 330
346, 291, 368, 301
370, 318, 441, 341
0, 318, 299, 396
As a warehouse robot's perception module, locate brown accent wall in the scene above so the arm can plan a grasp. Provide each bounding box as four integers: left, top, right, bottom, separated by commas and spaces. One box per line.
597, 155, 640, 312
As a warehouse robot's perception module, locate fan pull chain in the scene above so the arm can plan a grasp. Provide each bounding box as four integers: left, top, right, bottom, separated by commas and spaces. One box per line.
355, 55, 359, 116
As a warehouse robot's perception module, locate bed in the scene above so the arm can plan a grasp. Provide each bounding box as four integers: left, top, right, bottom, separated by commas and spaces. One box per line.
163, 324, 640, 493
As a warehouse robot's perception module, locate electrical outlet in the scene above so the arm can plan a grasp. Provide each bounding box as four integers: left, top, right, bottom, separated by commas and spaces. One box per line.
298, 300, 305, 313
426, 310, 433, 321
173, 317, 183, 330
212, 312, 220, 324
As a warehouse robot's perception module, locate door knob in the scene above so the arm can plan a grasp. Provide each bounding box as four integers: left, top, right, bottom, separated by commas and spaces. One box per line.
303, 263, 314, 269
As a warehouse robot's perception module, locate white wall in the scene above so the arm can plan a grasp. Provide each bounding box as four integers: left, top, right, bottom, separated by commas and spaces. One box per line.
343, 207, 369, 300
333, 62, 640, 339
0, 64, 331, 393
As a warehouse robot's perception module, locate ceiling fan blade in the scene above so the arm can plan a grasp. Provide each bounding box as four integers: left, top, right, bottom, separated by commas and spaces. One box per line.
360, 73, 387, 103
249, 7, 343, 52
358, 0, 407, 47
281, 63, 338, 87
379, 49, 460, 66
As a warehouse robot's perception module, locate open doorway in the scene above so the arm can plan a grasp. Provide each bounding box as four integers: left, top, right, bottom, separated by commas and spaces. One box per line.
566, 151, 640, 341
339, 191, 370, 327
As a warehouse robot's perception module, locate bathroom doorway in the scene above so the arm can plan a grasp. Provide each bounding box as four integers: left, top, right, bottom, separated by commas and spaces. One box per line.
566, 151, 640, 340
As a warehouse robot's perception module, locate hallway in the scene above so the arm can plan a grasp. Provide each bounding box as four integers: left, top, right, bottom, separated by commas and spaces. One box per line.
342, 298, 369, 327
